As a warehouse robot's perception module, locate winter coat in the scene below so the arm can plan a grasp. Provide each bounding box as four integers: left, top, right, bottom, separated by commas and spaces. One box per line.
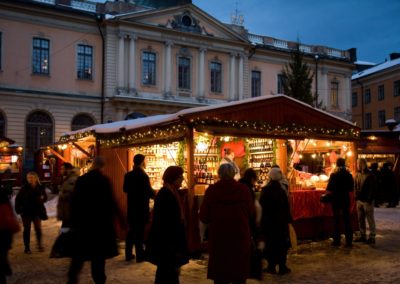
123, 166, 154, 225
57, 169, 79, 222
146, 186, 189, 267
259, 180, 292, 252
15, 183, 47, 218
69, 169, 119, 260
380, 165, 398, 203
199, 179, 254, 282
326, 167, 354, 208
355, 169, 377, 203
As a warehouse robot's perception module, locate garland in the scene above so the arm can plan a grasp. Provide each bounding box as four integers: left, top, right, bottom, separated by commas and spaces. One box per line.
189, 117, 359, 139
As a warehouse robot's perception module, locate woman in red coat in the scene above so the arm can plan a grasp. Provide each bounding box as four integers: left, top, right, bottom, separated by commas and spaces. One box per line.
199, 163, 254, 284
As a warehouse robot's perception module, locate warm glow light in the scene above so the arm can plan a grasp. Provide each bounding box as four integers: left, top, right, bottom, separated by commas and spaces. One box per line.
299, 154, 303, 159
11, 155, 18, 163
196, 141, 208, 152
368, 135, 378, 141
346, 151, 353, 157
223, 136, 230, 142
311, 153, 316, 159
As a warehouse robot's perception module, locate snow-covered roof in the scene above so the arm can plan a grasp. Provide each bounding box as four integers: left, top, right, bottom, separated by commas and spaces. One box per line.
352, 57, 400, 80
354, 60, 376, 66
63, 114, 177, 136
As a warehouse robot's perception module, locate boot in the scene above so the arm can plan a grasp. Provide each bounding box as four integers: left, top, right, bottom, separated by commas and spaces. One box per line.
354, 235, 367, 243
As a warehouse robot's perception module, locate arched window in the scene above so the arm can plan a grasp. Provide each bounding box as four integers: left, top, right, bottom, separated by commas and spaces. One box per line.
0, 111, 5, 137
71, 114, 95, 131
25, 111, 53, 161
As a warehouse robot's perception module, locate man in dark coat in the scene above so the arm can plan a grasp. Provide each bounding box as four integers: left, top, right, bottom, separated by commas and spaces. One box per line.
326, 158, 354, 247
123, 154, 154, 262
259, 167, 292, 275
67, 156, 119, 284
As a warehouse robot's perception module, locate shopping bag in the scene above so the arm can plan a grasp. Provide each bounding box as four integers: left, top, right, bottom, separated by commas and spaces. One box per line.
49, 230, 74, 258
0, 202, 20, 233
289, 223, 298, 252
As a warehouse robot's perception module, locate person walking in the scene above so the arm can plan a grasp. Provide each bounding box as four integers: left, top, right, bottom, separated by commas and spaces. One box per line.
354, 158, 377, 244
325, 158, 354, 247
0, 184, 20, 284
199, 163, 254, 284
123, 154, 154, 262
146, 166, 188, 284
67, 157, 119, 284
380, 162, 398, 208
57, 163, 79, 229
15, 171, 47, 254
259, 167, 292, 275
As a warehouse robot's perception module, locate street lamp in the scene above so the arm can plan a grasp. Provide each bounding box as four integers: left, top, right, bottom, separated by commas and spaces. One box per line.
314, 54, 319, 108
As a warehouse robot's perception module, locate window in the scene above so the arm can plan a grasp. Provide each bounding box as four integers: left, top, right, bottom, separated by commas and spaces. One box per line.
364, 88, 371, 104
364, 113, 372, 129
32, 38, 50, 75
0, 111, 4, 137
178, 57, 190, 90
210, 62, 222, 93
277, 74, 285, 94
330, 81, 339, 108
71, 114, 95, 131
0, 32, 2, 70
394, 80, 400, 97
378, 85, 385, 101
251, 71, 261, 97
142, 51, 156, 85
25, 111, 53, 162
394, 107, 400, 123
352, 92, 358, 107
378, 110, 386, 127
77, 44, 93, 80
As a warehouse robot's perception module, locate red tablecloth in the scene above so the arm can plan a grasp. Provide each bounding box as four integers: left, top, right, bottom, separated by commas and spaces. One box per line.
289, 189, 356, 220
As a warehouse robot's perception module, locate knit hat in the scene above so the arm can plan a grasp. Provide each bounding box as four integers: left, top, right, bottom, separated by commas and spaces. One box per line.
162, 166, 184, 184
133, 154, 145, 166
268, 167, 282, 181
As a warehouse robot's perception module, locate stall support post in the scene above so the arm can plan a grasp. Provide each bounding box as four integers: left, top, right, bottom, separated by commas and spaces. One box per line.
350, 142, 357, 174
185, 126, 195, 193
276, 139, 288, 175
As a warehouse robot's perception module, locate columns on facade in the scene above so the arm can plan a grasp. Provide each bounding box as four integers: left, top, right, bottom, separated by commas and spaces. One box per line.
229, 52, 236, 101
164, 41, 173, 97
128, 34, 137, 94
198, 47, 207, 100
238, 53, 244, 100
117, 33, 126, 93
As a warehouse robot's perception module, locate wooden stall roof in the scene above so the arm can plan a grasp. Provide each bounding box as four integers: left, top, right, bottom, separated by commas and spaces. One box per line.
178, 95, 360, 141
59, 95, 360, 148
358, 130, 400, 154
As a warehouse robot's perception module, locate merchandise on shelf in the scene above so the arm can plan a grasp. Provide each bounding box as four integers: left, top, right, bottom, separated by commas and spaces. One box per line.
247, 138, 275, 190
130, 142, 180, 190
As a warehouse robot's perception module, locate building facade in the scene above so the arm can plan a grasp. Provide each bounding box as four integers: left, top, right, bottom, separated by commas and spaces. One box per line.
352, 54, 400, 130
0, 0, 356, 171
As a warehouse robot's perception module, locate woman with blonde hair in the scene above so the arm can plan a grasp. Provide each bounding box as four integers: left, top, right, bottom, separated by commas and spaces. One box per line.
15, 171, 48, 254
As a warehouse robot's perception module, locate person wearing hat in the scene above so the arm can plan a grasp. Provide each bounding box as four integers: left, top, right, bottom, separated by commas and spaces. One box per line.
123, 154, 154, 262
145, 166, 188, 284
259, 167, 292, 275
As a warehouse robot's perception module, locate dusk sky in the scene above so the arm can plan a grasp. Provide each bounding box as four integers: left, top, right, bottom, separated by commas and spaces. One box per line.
93, 0, 400, 64
193, 0, 400, 64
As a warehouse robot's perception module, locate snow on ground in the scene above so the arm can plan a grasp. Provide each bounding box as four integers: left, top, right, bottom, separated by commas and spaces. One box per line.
6, 192, 400, 284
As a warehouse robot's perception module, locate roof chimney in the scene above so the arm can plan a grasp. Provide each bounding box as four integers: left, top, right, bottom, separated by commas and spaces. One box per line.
390, 53, 400, 60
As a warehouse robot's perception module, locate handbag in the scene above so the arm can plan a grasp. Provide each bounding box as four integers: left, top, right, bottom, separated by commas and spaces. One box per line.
49, 230, 74, 258
320, 193, 333, 203
0, 202, 20, 233
39, 204, 48, 220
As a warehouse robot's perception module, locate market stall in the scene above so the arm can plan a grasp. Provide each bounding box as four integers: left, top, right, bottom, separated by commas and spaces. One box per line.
0, 137, 23, 188
57, 95, 360, 249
